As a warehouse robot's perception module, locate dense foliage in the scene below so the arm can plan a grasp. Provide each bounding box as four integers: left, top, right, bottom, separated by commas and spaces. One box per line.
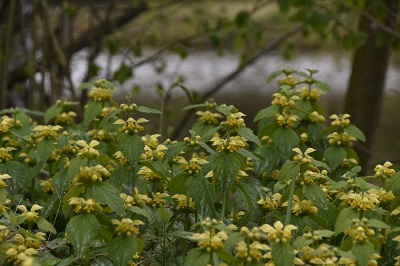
1, 68, 400, 266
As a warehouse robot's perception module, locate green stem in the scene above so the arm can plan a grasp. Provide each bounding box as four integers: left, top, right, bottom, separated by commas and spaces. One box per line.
131, 166, 136, 195
284, 174, 297, 226
183, 213, 189, 255
220, 192, 229, 221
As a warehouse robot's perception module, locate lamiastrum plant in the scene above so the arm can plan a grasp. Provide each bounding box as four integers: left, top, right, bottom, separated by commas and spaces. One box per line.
0, 69, 400, 266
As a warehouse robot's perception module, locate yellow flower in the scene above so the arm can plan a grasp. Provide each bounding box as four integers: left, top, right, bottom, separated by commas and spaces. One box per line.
88, 87, 113, 102
172, 194, 195, 212
259, 221, 297, 244
141, 134, 162, 149
271, 92, 299, 107
339, 190, 380, 211
17, 204, 43, 223
141, 144, 167, 161
258, 193, 281, 212
196, 110, 223, 125
111, 218, 144, 237
330, 113, 351, 127
374, 161, 395, 179
25, 232, 46, 248
74, 165, 110, 184
83, 198, 103, 213
178, 157, 208, 175
192, 230, 228, 253
5, 245, 38, 265
114, 117, 148, 134
0, 147, 16, 163
39, 178, 56, 194
32, 125, 62, 140
297, 86, 324, 101
0, 173, 11, 187
282, 195, 318, 216
137, 166, 163, 182
308, 111, 325, 123
293, 147, 315, 164
327, 132, 356, 146
114, 151, 127, 165
275, 113, 299, 127
76, 140, 100, 159
54, 111, 77, 125
68, 197, 86, 213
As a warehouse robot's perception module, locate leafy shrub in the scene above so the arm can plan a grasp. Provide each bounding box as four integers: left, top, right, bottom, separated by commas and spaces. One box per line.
0, 69, 400, 266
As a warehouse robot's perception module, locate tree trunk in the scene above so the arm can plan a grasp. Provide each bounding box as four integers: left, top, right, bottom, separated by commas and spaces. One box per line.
344, 0, 399, 174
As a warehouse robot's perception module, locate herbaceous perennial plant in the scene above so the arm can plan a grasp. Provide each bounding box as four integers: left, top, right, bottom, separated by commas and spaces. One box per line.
0, 70, 400, 265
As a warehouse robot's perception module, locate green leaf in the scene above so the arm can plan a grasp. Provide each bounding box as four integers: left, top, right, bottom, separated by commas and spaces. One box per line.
367, 218, 390, 229
0, 161, 25, 193
136, 105, 162, 114
254, 105, 280, 122
315, 81, 332, 93
92, 182, 126, 217
67, 157, 87, 186
62, 183, 85, 216
292, 236, 313, 250
186, 174, 217, 219
113, 63, 133, 83
83, 101, 103, 126
169, 173, 189, 195
128, 206, 153, 221
271, 243, 295, 266
387, 172, 400, 194
108, 165, 129, 190
206, 152, 242, 194
334, 207, 359, 235
52, 168, 69, 199
65, 214, 99, 256
78, 82, 93, 90
308, 10, 331, 35
272, 127, 299, 153
324, 146, 347, 170
235, 10, 250, 28
118, 134, 144, 166
351, 241, 375, 266
279, 161, 300, 183
37, 216, 57, 234
237, 127, 261, 146
44, 103, 63, 123
156, 207, 173, 226
354, 178, 379, 190
37, 139, 56, 162
163, 142, 187, 161
108, 237, 139, 266
344, 124, 366, 142
234, 178, 263, 219
267, 69, 284, 83
184, 248, 210, 266
224, 232, 245, 250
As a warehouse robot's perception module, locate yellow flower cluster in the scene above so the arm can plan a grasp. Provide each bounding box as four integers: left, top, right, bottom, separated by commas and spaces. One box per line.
327, 132, 356, 146
192, 230, 228, 252
301, 169, 328, 185
120, 103, 138, 112
282, 195, 318, 216
368, 188, 394, 207
275, 112, 299, 127
141, 192, 169, 208
235, 240, 270, 263
308, 111, 326, 123
137, 166, 163, 182
178, 157, 208, 175
220, 112, 246, 129
76, 140, 100, 159
171, 194, 195, 212
344, 218, 375, 244
111, 218, 144, 237
60, 139, 78, 156
330, 114, 351, 127
74, 165, 110, 184
88, 87, 113, 102
296, 86, 324, 101
68, 197, 103, 213
257, 193, 281, 212
114, 117, 148, 134
210, 135, 248, 152
5, 244, 38, 265
374, 161, 395, 179
88, 129, 113, 142
141, 144, 167, 161
259, 221, 297, 244
32, 125, 62, 141
196, 110, 223, 125
339, 190, 380, 211
277, 75, 299, 86
39, 178, 56, 194
114, 151, 127, 164
271, 92, 300, 107
293, 148, 315, 164
120, 188, 151, 207
17, 204, 43, 224
54, 111, 77, 125
100, 106, 117, 117
0, 116, 22, 134
142, 134, 162, 149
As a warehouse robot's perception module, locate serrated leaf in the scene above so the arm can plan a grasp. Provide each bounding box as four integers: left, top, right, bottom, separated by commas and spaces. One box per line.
118, 134, 144, 166
216, 105, 237, 116
108, 237, 138, 266
137, 106, 162, 114
344, 124, 366, 142
44, 104, 63, 123
314, 81, 332, 93
156, 207, 173, 226
272, 127, 299, 153
52, 168, 69, 199
163, 142, 187, 161
324, 146, 347, 170
184, 248, 210, 266
354, 178, 379, 190
237, 127, 261, 146
37, 216, 57, 234
169, 173, 189, 195
254, 105, 280, 122
206, 152, 242, 194
0, 161, 25, 194
279, 161, 300, 183
92, 182, 126, 217
66, 214, 99, 256
367, 218, 390, 229
387, 172, 400, 194
234, 178, 263, 219
267, 69, 284, 83
67, 157, 87, 184
83, 101, 103, 126
128, 206, 153, 221
62, 183, 85, 215
37, 139, 56, 162
293, 236, 313, 250
108, 165, 129, 190
186, 174, 217, 219
224, 232, 245, 250
351, 241, 375, 266
201, 125, 221, 141
271, 243, 295, 266
335, 207, 359, 235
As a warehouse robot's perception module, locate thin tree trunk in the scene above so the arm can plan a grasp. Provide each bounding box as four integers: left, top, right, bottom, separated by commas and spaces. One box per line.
344, 0, 399, 174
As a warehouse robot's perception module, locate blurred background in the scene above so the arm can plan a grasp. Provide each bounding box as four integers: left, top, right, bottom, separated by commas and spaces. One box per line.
0, 0, 399, 172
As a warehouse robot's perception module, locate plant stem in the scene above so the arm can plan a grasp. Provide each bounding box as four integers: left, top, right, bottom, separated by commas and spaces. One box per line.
284, 174, 297, 226
183, 213, 189, 255
131, 166, 136, 195
220, 192, 229, 221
